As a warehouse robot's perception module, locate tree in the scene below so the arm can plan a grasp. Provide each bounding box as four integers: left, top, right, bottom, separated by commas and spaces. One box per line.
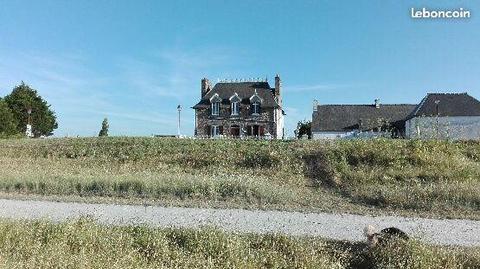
98, 118, 109, 137
0, 99, 19, 137
4, 82, 58, 137
295, 120, 312, 139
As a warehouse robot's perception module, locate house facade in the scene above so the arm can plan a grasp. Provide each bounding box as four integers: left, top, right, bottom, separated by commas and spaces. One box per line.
312, 93, 480, 140
405, 93, 480, 140
192, 75, 285, 139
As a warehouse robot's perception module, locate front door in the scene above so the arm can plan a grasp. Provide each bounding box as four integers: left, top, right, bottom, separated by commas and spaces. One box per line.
230, 125, 240, 137
252, 125, 259, 136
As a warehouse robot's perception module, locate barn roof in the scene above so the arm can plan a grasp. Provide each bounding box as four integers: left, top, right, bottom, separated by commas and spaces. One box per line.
409, 93, 480, 118
312, 103, 416, 132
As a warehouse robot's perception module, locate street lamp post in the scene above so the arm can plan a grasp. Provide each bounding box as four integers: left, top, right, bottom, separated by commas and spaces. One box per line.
177, 104, 182, 138
26, 108, 33, 138
435, 100, 440, 138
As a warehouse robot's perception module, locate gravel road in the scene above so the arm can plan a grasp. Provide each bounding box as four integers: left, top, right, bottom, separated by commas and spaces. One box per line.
0, 198, 479, 247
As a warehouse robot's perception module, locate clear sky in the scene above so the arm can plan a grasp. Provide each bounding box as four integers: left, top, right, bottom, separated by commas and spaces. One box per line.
0, 0, 479, 137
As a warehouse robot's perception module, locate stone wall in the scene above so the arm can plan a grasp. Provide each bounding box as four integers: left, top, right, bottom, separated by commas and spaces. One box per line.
405, 116, 480, 140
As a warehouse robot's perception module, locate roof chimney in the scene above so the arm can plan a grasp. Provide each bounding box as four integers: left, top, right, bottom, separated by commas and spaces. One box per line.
275, 74, 282, 106
374, 98, 380, 108
313, 99, 319, 112
201, 78, 211, 98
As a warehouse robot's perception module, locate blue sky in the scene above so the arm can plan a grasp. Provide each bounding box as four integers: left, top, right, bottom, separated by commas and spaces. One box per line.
0, 0, 479, 137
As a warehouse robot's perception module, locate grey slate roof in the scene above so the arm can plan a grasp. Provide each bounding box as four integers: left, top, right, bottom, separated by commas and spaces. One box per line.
409, 93, 480, 118
312, 104, 417, 132
193, 82, 280, 109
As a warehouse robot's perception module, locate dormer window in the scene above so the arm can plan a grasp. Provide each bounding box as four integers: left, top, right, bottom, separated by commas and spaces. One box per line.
252, 102, 261, 114
229, 93, 241, 116
249, 89, 263, 115
209, 93, 222, 116
231, 102, 239, 115
211, 102, 220, 115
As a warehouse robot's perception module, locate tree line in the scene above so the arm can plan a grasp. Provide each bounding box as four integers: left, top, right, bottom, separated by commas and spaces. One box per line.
0, 82, 57, 138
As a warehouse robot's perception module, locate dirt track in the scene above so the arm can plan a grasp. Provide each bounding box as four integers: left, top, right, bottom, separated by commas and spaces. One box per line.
1, 198, 479, 246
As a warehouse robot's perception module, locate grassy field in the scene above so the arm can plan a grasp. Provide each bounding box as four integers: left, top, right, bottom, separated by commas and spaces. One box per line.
0, 218, 477, 269
1, 137, 480, 219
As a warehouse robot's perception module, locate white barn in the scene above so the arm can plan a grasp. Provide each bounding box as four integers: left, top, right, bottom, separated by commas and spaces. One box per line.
405, 93, 480, 140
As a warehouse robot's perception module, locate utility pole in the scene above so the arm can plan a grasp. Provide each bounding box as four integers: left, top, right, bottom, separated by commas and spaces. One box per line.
177, 104, 182, 138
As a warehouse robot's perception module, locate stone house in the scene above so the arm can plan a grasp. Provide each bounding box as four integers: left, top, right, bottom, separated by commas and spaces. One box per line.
192, 76, 285, 139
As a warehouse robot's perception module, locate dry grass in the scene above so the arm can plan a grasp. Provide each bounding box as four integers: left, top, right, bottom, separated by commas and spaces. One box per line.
0, 218, 478, 269
1, 137, 480, 219
314, 139, 480, 218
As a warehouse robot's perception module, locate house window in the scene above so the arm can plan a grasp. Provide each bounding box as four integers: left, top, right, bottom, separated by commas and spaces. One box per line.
252, 102, 260, 114
211, 125, 219, 137
231, 101, 239, 116
246, 125, 265, 137
211, 102, 220, 116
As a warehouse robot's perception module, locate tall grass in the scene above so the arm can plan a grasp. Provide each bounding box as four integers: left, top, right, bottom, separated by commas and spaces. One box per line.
0, 218, 477, 269
1, 137, 480, 218
0, 138, 311, 208
315, 139, 480, 214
